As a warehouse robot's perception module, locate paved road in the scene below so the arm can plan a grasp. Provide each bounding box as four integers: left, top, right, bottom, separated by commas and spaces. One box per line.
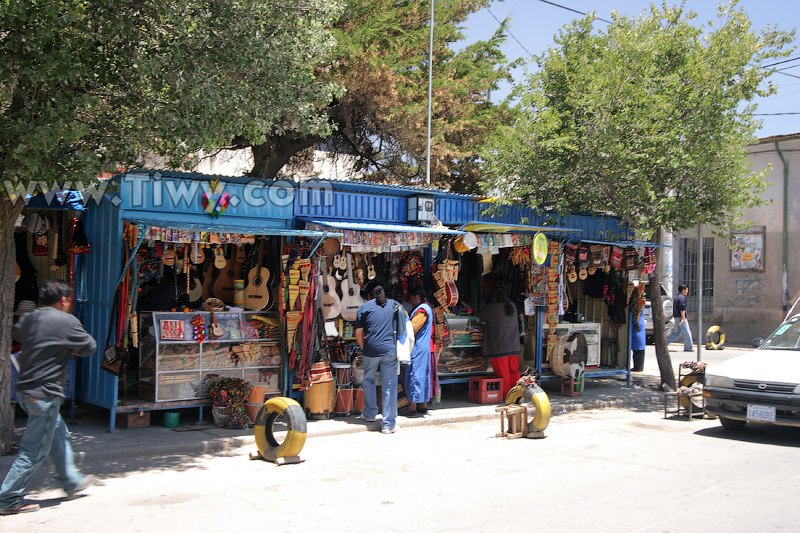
4, 404, 798, 532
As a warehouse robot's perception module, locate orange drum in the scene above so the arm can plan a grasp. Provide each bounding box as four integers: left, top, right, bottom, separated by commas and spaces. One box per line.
353, 387, 365, 414
304, 380, 335, 420
332, 362, 351, 386
334, 388, 354, 416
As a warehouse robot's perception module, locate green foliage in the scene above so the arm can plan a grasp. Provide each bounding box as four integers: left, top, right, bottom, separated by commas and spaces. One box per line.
252, 0, 519, 193
0, 0, 343, 187
480, 1, 794, 236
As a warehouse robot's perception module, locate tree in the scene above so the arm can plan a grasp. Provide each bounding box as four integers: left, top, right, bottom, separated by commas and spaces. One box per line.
0, 0, 342, 454
479, 1, 794, 388
242, 0, 519, 192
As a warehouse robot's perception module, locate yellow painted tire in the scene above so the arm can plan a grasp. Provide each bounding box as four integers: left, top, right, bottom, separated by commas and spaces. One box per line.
505, 384, 551, 432
705, 325, 725, 350
254, 397, 307, 461
678, 374, 704, 411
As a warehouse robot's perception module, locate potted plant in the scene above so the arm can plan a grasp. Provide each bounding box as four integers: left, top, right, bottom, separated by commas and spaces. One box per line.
205, 375, 250, 429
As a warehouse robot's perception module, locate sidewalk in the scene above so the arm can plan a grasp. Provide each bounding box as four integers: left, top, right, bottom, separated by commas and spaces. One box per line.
2, 343, 744, 468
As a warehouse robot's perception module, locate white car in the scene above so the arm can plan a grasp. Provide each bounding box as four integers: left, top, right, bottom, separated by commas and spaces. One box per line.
643, 284, 673, 343
704, 298, 800, 430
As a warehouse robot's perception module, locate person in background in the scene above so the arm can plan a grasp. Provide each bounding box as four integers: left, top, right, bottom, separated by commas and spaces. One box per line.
666, 284, 694, 351
0, 280, 97, 515
482, 287, 523, 399
631, 307, 646, 372
398, 287, 433, 417
355, 282, 399, 434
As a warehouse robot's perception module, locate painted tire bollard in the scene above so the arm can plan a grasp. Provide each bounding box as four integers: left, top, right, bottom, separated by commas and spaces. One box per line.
505, 384, 551, 432
705, 325, 725, 350
254, 397, 307, 462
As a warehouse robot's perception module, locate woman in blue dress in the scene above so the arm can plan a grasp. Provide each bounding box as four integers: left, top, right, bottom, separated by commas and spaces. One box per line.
399, 286, 433, 416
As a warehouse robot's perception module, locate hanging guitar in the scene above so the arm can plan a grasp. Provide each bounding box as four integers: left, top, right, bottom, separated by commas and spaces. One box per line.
243, 237, 273, 311
213, 245, 239, 304
340, 253, 364, 322
213, 244, 226, 269
191, 241, 205, 264
162, 243, 177, 267
319, 256, 342, 320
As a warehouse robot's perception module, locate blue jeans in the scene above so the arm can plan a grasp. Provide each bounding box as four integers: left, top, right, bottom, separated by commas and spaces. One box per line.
362, 355, 398, 431
0, 394, 85, 509
666, 319, 694, 351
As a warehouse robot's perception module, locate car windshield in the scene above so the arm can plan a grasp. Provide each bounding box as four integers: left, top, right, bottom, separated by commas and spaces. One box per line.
761, 314, 800, 350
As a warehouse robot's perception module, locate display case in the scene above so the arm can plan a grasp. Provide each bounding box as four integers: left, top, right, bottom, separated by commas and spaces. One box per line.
139, 311, 283, 402
438, 315, 489, 380
542, 322, 601, 367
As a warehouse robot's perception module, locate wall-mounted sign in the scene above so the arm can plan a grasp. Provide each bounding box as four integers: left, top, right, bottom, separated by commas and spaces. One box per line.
730, 226, 765, 272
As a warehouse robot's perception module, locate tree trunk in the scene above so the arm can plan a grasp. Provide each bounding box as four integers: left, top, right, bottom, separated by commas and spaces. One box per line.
249, 133, 321, 180
1, 197, 25, 454
648, 226, 676, 390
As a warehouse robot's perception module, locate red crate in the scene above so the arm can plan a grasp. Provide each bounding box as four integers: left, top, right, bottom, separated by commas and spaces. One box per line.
469, 377, 503, 404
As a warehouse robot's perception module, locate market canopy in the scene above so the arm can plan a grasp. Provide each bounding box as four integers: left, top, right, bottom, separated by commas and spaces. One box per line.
580, 238, 671, 249
456, 220, 582, 236
300, 218, 464, 235
125, 218, 341, 238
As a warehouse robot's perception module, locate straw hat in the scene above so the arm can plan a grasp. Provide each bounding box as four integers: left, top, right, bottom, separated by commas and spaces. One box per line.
14, 300, 37, 316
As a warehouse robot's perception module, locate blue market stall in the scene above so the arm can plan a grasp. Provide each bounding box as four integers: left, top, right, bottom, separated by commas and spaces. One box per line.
76, 170, 337, 430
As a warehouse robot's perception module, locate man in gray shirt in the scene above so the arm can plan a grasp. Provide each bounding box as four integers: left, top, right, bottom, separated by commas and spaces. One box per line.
0, 280, 97, 515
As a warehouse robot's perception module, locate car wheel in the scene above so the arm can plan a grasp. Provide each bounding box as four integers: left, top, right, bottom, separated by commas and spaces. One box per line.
719, 417, 747, 430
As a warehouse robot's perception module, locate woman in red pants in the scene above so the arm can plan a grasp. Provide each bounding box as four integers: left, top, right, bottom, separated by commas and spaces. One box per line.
481, 287, 523, 399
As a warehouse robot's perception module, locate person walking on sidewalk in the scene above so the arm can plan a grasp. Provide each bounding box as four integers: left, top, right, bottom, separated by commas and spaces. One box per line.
0, 280, 97, 515
398, 287, 433, 417
665, 284, 694, 351
355, 282, 399, 434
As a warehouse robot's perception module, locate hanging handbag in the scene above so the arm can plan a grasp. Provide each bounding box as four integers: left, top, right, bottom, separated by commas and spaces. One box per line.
101, 288, 127, 376
610, 246, 623, 269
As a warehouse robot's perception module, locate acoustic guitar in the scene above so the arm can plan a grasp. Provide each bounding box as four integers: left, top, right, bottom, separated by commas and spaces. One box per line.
366, 253, 376, 280
212, 247, 242, 304
191, 242, 205, 264
162, 243, 177, 267
208, 305, 223, 338
319, 257, 341, 320
200, 257, 215, 301
243, 237, 272, 311
213, 244, 226, 269
339, 253, 364, 322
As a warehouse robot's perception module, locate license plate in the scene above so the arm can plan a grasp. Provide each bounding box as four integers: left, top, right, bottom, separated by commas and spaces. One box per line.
747, 404, 776, 422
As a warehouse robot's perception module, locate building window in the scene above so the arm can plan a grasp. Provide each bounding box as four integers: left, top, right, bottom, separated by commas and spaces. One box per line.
679, 237, 714, 313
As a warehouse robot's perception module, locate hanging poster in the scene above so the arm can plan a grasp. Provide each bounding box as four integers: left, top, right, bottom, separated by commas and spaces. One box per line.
730, 226, 765, 272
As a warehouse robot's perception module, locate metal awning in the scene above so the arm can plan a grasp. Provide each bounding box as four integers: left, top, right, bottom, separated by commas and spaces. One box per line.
456, 220, 582, 235
580, 238, 671, 249
125, 218, 340, 238
302, 218, 464, 235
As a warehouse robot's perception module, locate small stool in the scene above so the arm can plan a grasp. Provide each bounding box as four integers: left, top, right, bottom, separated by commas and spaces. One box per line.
495, 405, 528, 439
663, 390, 704, 420
560, 374, 585, 397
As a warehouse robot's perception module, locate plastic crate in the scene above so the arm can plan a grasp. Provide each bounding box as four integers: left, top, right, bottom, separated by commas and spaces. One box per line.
469, 377, 503, 404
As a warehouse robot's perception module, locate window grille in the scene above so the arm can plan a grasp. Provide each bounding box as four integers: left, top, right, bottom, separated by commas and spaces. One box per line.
679, 237, 714, 313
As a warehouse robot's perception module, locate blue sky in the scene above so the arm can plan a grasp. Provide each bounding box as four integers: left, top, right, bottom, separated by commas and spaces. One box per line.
461, 0, 800, 138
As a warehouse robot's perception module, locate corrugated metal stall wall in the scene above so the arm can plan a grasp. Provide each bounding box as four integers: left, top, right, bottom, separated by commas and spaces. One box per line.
75, 171, 298, 411
295, 187, 406, 223
74, 196, 122, 409
436, 197, 632, 241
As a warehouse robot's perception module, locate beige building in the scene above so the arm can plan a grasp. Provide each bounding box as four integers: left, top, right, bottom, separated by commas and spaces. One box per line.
670, 133, 800, 345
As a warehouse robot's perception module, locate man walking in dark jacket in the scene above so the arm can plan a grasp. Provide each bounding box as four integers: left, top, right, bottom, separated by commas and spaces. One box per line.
0, 280, 97, 515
